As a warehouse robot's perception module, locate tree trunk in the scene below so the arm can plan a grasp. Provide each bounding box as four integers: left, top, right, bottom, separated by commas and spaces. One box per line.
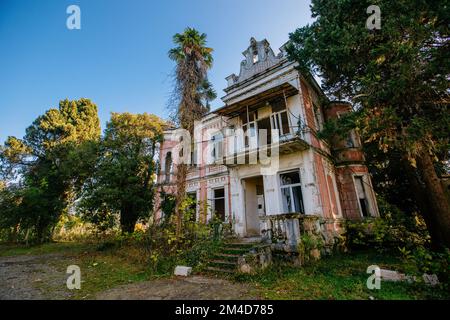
415, 148, 450, 248
174, 163, 187, 238
402, 159, 441, 248
120, 203, 138, 234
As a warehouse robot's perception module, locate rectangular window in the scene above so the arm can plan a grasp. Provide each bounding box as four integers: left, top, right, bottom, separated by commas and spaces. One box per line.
211, 134, 223, 161
187, 192, 197, 222
241, 110, 257, 149
313, 104, 323, 131
337, 111, 359, 148
257, 117, 271, 145
271, 110, 290, 136
190, 144, 197, 166
212, 188, 226, 221
243, 122, 257, 149
280, 170, 304, 213
354, 176, 370, 217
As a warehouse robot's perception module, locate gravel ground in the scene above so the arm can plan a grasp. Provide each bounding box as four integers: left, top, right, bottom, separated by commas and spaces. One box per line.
0, 254, 255, 300
0, 253, 73, 300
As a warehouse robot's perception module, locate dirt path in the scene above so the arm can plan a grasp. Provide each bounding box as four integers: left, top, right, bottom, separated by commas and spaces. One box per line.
96, 276, 255, 300
0, 254, 255, 300
0, 253, 73, 300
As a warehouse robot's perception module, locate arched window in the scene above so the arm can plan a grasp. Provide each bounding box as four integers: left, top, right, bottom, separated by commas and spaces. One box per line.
165, 152, 172, 183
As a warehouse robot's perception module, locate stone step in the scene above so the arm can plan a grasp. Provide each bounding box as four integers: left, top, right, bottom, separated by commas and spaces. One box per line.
221, 248, 251, 255
212, 253, 240, 262
208, 259, 237, 268
205, 266, 234, 274
225, 240, 260, 245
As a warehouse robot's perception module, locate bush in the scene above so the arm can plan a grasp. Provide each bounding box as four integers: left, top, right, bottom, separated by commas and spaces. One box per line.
128, 196, 226, 275
399, 246, 450, 289
345, 200, 430, 252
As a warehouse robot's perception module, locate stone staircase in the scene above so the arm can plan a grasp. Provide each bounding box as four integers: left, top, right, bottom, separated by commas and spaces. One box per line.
205, 239, 261, 275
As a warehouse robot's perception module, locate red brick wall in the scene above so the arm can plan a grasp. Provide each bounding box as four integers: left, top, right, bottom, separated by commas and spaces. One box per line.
300, 80, 321, 148
335, 165, 369, 220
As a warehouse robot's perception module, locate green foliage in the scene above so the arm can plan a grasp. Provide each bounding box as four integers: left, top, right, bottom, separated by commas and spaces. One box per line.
168, 28, 215, 237
79, 112, 165, 233
52, 214, 102, 242
168, 27, 214, 129
160, 191, 176, 221
300, 233, 324, 252
287, 0, 450, 247
0, 99, 100, 243
236, 250, 449, 300
138, 196, 224, 274
399, 246, 450, 289
345, 200, 430, 252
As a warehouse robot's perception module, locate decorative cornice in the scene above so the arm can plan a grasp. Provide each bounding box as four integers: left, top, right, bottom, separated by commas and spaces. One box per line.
225, 38, 287, 88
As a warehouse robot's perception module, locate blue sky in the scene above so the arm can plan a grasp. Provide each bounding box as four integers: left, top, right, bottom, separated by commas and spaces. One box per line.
0, 0, 313, 143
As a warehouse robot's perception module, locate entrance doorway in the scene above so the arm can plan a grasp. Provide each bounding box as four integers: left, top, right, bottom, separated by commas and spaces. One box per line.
242, 176, 265, 237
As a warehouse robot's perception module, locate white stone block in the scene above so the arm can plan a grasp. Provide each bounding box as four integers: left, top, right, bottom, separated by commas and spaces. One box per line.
422, 274, 439, 286
174, 266, 192, 277
380, 269, 406, 282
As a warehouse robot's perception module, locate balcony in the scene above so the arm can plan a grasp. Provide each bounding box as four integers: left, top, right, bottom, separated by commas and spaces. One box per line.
213, 130, 309, 167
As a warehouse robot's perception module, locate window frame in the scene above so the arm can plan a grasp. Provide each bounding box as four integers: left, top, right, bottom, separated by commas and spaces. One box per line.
279, 169, 305, 214
353, 175, 372, 218
270, 109, 291, 137
211, 187, 226, 221
211, 133, 224, 162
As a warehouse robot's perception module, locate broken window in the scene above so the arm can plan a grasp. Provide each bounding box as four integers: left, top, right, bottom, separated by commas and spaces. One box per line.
257, 117, 271, 145
337, 111, 360, 148
280, 170, 304, 213
354, 176, 370, 217
313, 103, 324, 131
190, 143, 197, 166
242, 111, 257, 149
270, 100, 290, 136
211, 133, 223, 162
164, 152, 173, 183
212, 188, 226, 221
187, 192, 197, 221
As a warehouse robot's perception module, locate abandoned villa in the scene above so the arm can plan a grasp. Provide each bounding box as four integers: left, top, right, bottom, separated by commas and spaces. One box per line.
155, 38, 379, 259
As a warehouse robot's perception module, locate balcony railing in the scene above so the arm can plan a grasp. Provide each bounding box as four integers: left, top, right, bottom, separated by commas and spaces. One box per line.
213, 132, 309, 166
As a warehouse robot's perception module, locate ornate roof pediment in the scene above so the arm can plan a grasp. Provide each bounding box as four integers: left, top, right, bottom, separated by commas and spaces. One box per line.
225, 38, 286, 88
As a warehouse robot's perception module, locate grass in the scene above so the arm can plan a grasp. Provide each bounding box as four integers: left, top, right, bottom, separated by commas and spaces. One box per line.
0, 241, 93, 257
0, 240, 160, 299
234, 250, 450, 300
1, 241, 448, 300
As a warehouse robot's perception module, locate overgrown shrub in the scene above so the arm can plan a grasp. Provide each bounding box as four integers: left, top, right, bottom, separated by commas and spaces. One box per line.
345, 199, 449, 287
345, 199, 430, 252
134, 196, 225, 274
399, 246, 450, 289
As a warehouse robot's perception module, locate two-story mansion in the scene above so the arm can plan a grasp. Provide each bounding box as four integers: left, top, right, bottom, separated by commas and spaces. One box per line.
155, 38, 378, 242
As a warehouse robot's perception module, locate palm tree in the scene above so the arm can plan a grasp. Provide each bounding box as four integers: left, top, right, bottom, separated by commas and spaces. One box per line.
197, 79, 217, 112
169, 27, 214, 130
168, 27, 214, 236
